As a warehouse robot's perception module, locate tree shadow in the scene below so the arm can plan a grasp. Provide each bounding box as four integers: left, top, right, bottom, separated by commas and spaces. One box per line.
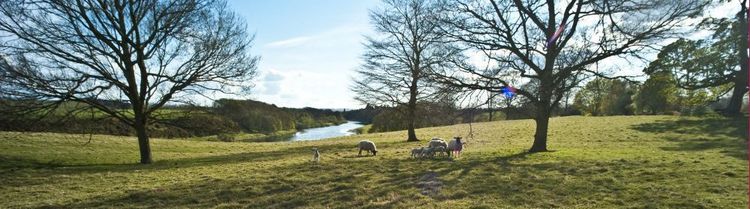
12, 148, 729, 208
630, 117, 747, 160
0, 142, 359, 188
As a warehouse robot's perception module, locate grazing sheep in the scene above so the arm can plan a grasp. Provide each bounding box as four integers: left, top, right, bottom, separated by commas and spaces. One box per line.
420, 147, 435, 158
358, 140, 378, 156
448, 137, 463, 157
312, 148, 320, 162
411, 147, 424, 158
427, 138, 449, 156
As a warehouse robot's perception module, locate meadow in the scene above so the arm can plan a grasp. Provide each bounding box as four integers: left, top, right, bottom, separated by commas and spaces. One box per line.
0, 115, 746, 208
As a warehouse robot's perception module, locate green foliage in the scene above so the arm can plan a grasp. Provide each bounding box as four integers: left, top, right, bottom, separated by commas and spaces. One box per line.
370, 102, 459, 132
641, 18, 744, 114
216, 133, 236, 142
214, 99, 296, 133
0, 99, 347, 137
343, 104, 382, 123
169, 113, 241, 136
635, 72, 680, 114
283, 107, 346, 129
213, 99, 345, 133
351, 124, 372, 134
0, 116, 746, 208
645, 29, 738, 90
574, 78, 635, 116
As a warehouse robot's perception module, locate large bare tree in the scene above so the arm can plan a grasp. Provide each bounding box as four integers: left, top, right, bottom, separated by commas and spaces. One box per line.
0, 0, 258, 164
436, 0, 706, 152
352, 0, 461, 141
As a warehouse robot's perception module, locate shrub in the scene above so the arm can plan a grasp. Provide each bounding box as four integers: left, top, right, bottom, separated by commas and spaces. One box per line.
217, 134, 236, 142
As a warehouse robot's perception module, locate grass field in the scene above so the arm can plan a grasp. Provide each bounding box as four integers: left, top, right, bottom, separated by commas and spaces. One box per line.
0, 116, 747, 208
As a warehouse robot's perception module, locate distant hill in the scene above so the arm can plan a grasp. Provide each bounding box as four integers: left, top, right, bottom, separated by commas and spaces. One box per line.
0, 99, 346, 138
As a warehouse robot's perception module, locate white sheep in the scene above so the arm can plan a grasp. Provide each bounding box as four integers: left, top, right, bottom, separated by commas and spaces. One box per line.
427, 138, 449, 156
448, 137, 464, 157
358, 140, 378, 156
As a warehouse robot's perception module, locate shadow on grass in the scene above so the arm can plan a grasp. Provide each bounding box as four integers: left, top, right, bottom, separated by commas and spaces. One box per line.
630, 116, 747, 160
1, 139, 429, 189
0, 142, 358, 186
59, 152, 725, 208
45, 152, 637, 208
8, 145, 728, 208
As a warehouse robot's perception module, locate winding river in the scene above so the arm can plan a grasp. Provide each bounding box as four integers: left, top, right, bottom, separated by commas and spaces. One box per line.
290, 121, 364, 141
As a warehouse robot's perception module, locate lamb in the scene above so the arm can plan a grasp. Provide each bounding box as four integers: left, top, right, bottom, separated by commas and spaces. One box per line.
420, 147, 435, 158
312, 148, 320, 163
448, 137, 464, 157
358, 140, 378, 156
427, 138, 450, 156
411, 147, 424, 158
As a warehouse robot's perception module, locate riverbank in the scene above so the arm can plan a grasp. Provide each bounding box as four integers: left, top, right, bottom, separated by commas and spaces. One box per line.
350, 124, 372, 134
188, 121, 362, 142
0, 99, 348, 139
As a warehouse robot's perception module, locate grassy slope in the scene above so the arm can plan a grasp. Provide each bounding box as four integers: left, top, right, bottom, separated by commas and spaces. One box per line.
0, 116, 746, 208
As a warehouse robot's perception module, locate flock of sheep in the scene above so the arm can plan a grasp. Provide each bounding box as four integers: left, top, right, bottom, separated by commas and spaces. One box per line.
355, 137, 463, 159
311, 137, 465, 163
409, 137, 463, 159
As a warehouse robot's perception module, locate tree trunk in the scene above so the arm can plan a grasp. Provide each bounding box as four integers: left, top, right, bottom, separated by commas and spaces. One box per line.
727, 6, 750, 116
725, 75, 748, 116
504, 104, 511, 120
406, 82, 419, 142
488, 96, 494, 121
135, 114, 152, 164
530, 63, 553, 152
529, 106, 550, 152
406, 97, 419, 142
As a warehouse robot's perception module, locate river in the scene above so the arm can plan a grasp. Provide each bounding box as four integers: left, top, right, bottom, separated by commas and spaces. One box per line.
290, 121, 364, 141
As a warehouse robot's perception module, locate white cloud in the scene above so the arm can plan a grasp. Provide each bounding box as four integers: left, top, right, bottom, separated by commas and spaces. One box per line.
256, 70, 285, 95
245, 23, 373, 109
265, 36, 315, 48
263, 70, 285, 82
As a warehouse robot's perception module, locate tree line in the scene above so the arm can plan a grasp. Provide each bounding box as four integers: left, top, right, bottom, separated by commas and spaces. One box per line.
353, 0, 743, 153
0, 99, 346, 138
0, 0, 744, 164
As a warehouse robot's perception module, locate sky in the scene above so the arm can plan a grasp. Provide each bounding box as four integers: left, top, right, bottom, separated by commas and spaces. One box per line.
225, 0, 380, 109
221, 1, 738, 110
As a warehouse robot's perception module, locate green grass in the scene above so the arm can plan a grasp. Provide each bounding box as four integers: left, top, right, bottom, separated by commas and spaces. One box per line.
0, 116, 746, 208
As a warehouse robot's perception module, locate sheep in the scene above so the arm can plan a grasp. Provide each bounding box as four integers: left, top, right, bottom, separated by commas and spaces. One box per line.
448, 137, 464, 157
427, 138, 450, 156
433, 146, 448, 157
312, 148, 320, 163
420, 147, 435, 158
411, 147, 424, 158
358, 140, 378, 156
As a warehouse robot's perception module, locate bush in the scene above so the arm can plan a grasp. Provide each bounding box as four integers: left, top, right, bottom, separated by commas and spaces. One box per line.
217, 134, 236, 142
168, 113, 241, 136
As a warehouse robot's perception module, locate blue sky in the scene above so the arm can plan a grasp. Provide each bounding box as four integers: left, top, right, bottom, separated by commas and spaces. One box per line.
221, 1, 737, 109
226, 0, 380, 109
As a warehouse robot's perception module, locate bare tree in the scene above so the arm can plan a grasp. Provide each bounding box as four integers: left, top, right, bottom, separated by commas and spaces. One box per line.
436, 0, 706, 152
352, 0, 461, 141
0, 0, 258, 164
